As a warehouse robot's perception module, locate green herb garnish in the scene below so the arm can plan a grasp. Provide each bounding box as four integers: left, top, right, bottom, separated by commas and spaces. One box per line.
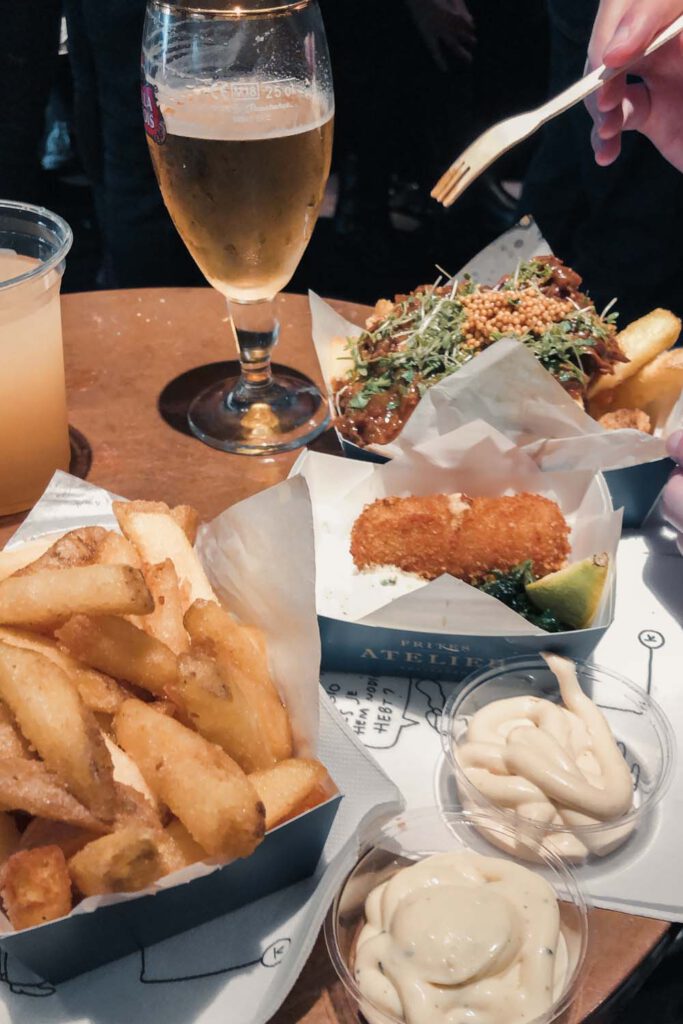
477, 561, 568, 632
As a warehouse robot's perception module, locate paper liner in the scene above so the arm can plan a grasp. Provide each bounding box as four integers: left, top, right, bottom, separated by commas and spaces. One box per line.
291, 421, 621, 637
0, 470, 321, 932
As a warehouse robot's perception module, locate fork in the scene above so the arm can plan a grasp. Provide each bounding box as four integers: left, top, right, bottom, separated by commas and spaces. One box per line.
431, 13, 683, 208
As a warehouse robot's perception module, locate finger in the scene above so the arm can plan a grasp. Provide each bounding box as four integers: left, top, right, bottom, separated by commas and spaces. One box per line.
662, 468, 683, 534
603, 0, 683, 66
588, 0, 631, 70
591, 125, 621, 166
597, 105, 624, 140
596, 73, 627, 112
666, 429, 683, 465
620, 82, 652, 132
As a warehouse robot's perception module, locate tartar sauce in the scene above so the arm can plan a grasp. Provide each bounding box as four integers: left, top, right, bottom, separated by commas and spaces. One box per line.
354, 851, 568, 1024
457, 654, 634, 859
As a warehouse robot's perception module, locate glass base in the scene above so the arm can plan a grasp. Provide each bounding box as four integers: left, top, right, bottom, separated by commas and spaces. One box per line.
187, 370, 330, 455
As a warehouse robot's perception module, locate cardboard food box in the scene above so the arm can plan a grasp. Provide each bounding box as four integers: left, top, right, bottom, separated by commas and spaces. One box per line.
291, 422, 621, 683
0, 473, 341, 984
309, 221, 681, 529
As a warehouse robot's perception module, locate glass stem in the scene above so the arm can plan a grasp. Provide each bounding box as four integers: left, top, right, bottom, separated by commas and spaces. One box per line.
229, 298, 279, 393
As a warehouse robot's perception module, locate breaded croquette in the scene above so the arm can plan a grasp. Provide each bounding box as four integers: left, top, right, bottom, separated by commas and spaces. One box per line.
350, 493, 570, 583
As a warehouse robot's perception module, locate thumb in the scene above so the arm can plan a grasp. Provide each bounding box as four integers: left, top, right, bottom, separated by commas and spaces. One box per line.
604, 0, 683, 66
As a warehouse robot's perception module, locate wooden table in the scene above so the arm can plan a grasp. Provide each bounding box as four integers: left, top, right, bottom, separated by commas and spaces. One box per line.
0, 287, 671, 1022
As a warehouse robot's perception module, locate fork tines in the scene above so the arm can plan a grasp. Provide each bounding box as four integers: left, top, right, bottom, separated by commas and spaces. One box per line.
431, 160, 471, 208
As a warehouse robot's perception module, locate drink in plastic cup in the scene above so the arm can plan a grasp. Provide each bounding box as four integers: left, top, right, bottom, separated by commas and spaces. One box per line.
0, 201, 73, 515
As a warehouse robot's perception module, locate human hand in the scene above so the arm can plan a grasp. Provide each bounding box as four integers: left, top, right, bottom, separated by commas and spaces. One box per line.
662, 430, 683, 551
406, 0, 476, 67
586, 0, 683, 171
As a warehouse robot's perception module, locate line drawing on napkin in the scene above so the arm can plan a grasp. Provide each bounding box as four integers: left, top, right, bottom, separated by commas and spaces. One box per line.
0, 953, 55, 998
638, 629, 665, 696
138, 937, 292, 984
322, 674, 448, 748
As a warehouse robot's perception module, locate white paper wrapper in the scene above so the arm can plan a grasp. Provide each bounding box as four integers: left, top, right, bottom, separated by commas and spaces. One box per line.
291, 421, 622, 636
0, 470, 321, 928
309, 220, 682, 474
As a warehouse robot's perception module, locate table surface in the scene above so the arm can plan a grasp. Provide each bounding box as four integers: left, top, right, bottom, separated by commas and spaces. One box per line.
0, 286, 670, 1023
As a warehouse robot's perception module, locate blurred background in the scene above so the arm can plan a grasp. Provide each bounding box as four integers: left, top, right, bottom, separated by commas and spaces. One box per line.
3, 0, 682, 325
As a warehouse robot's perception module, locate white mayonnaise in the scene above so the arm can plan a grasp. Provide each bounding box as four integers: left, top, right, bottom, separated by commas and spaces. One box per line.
354, 851, 569, 1024
457, 654, 634, 860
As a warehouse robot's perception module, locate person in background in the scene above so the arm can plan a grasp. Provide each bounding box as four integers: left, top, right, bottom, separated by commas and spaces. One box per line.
63, 0, 201, 288
520, 1, 683, 326
586, 0, 683, 545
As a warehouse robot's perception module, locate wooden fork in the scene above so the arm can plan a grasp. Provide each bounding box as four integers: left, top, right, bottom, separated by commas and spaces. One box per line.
432, 13, 683, 208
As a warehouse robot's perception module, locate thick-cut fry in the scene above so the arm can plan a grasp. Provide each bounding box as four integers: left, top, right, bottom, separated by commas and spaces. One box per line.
0, 626, 127, 715
68, 826, 172, 895
141, 560, 189, 654
0, 759, 107, 832
0, 643, 116, 821
114, 699, 265, 857
0, 702, 31, 759
13, 527, 109, 577
114, 783, 163, 830
1, 846, 72, 929
0, 813, 20, 863
590, 349, 683, 425
250, 759, 329, 830
19, 819, 91, 860
0, 534, 65, 584
56, 614, 178, 698
185, 601, 291, 758
103, 735, 160, 813
96, 531, 142, 568
165, 818, 207, 867
0, 565, 153, 627
113, 500, 214, 609
176, 652, 277, 772
185, 600, 292, 762
589, 308, 681, 397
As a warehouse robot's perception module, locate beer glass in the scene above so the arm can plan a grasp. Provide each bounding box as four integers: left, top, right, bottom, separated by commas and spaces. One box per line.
142, 0, 334, 455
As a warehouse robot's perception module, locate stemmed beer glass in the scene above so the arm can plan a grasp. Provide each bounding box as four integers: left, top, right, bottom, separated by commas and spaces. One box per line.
142, 0, 334, 454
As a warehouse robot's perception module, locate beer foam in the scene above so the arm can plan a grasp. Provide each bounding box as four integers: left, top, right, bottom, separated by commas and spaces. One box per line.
155, 81, 332, 140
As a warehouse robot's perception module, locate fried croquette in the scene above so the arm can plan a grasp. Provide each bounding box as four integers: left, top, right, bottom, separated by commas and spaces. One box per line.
350, 493, 570, 583
598, 408, 652, 434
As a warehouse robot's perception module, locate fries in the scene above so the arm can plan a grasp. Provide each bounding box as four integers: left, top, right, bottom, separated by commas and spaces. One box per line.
250, 759, 330, 830
0, 496, 327, 933
0, 759, 107, 832
590, 349, 683, 426
0, 534, 65, 584
0, 846, 72, 929
114, 699, 265, 858
140, 559, 189, 654
0, 565, 153, 627
0, 643, 116, 821
589, 308, 681, 398
113, 500, 214, 608
56, 614, 178, 698
69, 826, 172, 896
0, 626, 127, 715
185, 600, 293, 762
176, 651, 276, 772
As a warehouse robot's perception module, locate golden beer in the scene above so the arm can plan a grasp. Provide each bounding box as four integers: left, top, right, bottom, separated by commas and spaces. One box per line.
148, 86, 333, 301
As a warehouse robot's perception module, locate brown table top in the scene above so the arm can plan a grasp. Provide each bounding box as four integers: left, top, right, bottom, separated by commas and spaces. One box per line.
0, 286, 670, 1022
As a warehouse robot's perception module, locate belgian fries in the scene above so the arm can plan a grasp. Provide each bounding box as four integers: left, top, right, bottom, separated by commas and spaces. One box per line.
185, 600, 293, 762
0, 846, 72, 929
590, 348, 683, 426
0, 643, 116, 821
56, 614, 178, 697
0, 565, 153, 626
114, 699, 265, 858
589, 308, 681, 398
0, 498, 327, 933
